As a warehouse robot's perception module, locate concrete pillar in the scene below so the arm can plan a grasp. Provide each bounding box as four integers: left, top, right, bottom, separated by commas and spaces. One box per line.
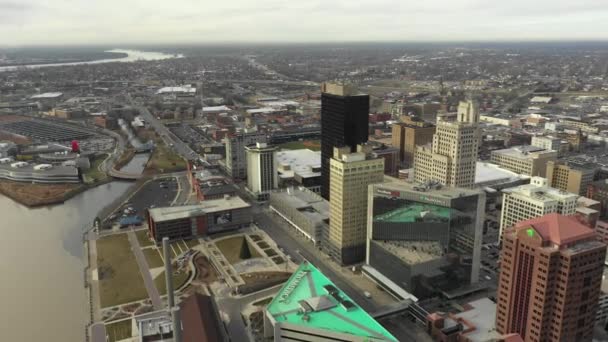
162, 237, 174, 309
171, 306, 182, 342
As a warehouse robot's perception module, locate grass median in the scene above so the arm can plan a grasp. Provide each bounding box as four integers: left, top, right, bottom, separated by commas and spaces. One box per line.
96, 233, 148, 307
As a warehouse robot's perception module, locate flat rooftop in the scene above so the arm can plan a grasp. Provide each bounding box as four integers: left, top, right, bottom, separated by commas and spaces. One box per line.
453, 298, 502, 342
276, 149, 321, 179
491, 145, 554, 159
475, 162, 530, 186
156, 86, 196, 94
266, 262, 397, 341
0, 162, 79, 176
503, 183, 577, 201
31, 92, 63, 99
271, 188, 328, 223
149, 196, 250, 222
375, 240, 443, 264
378, 177, 484, 200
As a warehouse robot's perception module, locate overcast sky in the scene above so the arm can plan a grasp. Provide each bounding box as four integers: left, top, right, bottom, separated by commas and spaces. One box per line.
1, 0, 607, 45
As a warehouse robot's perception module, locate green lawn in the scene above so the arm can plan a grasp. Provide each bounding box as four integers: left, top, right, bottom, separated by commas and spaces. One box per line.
278, 140, 321, 151
146, 145, 186, 173
154, 270, 190, 295
143, 248, 164, 268
185, 238, 200, 248
83, 154, 109, 183
135, 229, 154, 247
96, 233, 148, 307
105, 319, 132, 342
215, 236, 262, 264
161, 242, 179, 260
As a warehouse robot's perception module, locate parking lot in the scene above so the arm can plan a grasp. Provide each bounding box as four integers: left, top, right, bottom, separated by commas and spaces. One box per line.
106, 178, 179, 229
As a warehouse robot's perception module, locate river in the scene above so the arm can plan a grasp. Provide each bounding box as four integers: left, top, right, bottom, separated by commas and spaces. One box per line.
0, 181, 132, 341
120, 153, 151, 174
0, 49, 183, 72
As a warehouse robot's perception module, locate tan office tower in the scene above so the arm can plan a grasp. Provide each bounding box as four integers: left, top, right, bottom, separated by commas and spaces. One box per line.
546, 160, 598, 195
391, 116, 435, 167
496, 213, 606, 342
413, 100, 480, 188
328, 144, 384, 265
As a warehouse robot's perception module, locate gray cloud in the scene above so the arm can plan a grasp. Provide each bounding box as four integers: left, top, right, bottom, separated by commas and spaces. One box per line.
0, 0, 607, 45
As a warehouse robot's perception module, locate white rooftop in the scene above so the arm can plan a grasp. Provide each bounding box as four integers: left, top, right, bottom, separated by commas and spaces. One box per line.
156, 86, 196, 94
492, 145, 554, 159
246, 107, 280, 114
148, 196, 250, 222
31, 92, 63, 99
475, 162, 530, 187
203, 105, 232, 112
276, 149, 321, 179
503, 183, 578, 202
530, 96, 553, 103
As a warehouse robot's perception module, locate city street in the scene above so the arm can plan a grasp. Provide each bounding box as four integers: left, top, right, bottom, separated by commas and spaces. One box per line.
253, 209, 380, 313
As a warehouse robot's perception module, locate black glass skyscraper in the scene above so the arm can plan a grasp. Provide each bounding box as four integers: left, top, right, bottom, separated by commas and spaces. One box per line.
320, 83, 369, 200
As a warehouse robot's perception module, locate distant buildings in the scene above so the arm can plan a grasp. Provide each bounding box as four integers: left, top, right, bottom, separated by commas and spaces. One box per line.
365, 180, 485, 299
391, 116, 435, 167
156, 85, 196, 98
327, 145, 384, 265
372, 144, 400, 177
546, 160, 598, 196
490, 146, 557, 177
587, 179, 608, 219
414, 100, 480, 188
499, 178, 578, 239
264, 262, 398, 342
320, 82, 369, 200
245, 142, 278, 201
146, 197, 252, 243
530, 135, 562, 153
223, 131, 267, 179
496, 214, 606, 342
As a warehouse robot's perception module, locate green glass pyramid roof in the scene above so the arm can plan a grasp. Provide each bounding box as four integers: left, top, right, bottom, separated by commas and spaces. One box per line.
266, 262, 398, 341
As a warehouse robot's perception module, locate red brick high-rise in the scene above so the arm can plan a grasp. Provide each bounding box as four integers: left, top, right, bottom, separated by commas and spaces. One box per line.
496, 213, 606, 342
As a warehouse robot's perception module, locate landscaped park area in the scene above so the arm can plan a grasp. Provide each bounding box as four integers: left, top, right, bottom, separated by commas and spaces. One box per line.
95, 230, 194, 309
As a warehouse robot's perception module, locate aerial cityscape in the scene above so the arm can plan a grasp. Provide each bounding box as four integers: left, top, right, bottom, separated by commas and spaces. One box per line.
2, 2, 608, 342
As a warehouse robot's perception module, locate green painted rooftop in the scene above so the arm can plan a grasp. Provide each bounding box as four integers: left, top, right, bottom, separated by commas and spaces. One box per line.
266, 262, 398, 341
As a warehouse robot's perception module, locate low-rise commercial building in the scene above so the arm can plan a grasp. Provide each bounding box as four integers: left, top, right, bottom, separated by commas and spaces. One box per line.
490, 145, 557, 177
269, 187, 329, 245
0, 162, 80, 183
146, 196, 251, 243
426, 298, 523, 342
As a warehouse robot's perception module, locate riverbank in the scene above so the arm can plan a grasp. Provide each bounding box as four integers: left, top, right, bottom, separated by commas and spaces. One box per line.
0, 178, 114, 207
0, 52, 128, 68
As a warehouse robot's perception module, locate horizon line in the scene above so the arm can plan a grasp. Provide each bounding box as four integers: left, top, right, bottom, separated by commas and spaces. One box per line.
2, 39, 608, 49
